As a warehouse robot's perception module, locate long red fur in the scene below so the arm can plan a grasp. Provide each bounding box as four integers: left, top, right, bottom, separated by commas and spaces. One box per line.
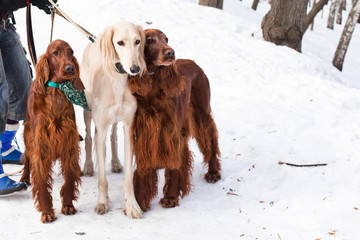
20, 40, 83, 223
129, 29, 221, 211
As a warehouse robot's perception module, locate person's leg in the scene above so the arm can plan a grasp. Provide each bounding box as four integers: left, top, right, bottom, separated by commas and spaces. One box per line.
0, 134, 27, 196
1, 119, 22, 164
0, 22, 31, 164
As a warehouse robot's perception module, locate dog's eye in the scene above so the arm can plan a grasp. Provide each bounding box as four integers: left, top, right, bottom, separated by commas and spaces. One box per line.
165, 38, 168, 43
146, 39, 153, 44
135, 39, 140, 45
117, 41, 125, 46
53, 51, 58, 56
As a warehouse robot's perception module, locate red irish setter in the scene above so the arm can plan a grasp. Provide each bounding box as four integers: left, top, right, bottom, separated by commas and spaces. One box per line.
20, 40, 83, 223
128, 29, 221, 211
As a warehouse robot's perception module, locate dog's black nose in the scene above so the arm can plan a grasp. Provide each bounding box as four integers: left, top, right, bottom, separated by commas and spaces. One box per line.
65, 65, 75, 73
165, 49, 175, 59
130, 65, 140, 74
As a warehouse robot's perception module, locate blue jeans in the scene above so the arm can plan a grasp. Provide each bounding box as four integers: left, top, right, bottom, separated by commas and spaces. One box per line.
0, 20, 32, 133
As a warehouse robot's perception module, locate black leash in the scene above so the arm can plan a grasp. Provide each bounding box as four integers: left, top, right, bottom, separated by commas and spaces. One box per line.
26, 3, 37, 66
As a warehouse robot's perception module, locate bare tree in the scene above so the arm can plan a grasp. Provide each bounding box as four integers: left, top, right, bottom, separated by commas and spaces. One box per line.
199, 0, 223, 9
328, 0, 340, 29
261, 0, 308, 52
305, 0, 330, 31
333, 0, 360, 70
252, 0, 260, 10
336, 0, 344, 24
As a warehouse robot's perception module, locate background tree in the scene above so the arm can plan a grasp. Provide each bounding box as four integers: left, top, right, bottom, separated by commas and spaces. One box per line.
261, 0, 308, 52
199, 0, 223, 9
336, 0, 344, 24
333, 0, 360, 70
305, 0, 330, 31
328, 0, 339, 29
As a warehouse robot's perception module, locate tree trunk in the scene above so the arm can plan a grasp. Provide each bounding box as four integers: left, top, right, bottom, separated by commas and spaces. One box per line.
328, 0, 339, 29
261, 0, 308, 52
252, 0, 260, 10
332, 0, 360, 71
336, 0, 343, 24
199, 0, 223, 9
305, 0, 329, 31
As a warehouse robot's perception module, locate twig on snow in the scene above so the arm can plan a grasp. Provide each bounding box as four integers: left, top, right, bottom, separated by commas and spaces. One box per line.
278, 161, 327, 167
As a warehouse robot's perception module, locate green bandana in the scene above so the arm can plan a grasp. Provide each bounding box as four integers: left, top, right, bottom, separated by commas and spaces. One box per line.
46, 80, 91, 111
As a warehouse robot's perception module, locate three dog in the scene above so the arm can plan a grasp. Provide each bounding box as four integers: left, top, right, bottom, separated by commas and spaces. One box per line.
21, 23, 220, 222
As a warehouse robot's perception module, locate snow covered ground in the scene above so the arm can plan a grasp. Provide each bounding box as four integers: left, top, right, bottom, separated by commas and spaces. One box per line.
2, 0, 360, 239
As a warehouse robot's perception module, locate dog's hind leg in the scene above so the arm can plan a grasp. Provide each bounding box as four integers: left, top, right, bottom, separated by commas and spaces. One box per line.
60, 143, 81, 216
192, 108, 221, 183
20, 150, 31, 185
20, 122, 32, 185
110, 123, 123, 173
82, 109, 94, 176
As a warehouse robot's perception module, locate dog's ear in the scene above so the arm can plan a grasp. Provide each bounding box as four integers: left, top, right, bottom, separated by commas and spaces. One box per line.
128, 73, 152, 97
137, 26, 147, 76
159, 65, 186, 97
33, 54, 49, 95
71, 56, 85, 91
99, 26, 116, 74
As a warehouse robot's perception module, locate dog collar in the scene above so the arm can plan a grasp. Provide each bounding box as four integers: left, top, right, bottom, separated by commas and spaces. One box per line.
46, 81, 59, 88
46, 80, 91, 111
115, 62, 127, 74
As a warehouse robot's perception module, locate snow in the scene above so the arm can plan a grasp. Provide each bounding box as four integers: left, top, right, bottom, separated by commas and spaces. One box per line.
2, 0, 360, 239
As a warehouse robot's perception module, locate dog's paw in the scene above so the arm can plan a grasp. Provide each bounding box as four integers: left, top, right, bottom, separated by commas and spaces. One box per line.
82, 167, 94, 177
41, 212, 57, 223
111, 160, 123, 173
160, 197, 179, 208
95, 203, 109, 215
61, 205, 77, 215
205, 171, 221, 183
125, 199, 143, 219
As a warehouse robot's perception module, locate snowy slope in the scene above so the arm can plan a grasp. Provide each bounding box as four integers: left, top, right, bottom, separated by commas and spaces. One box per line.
2, 0, 360, 239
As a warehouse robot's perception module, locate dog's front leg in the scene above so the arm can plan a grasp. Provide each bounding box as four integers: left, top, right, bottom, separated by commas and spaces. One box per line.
123, 123, 143, 218
60, 142, 81, 216
32, 156, 56, 223
94, 126, 109, 214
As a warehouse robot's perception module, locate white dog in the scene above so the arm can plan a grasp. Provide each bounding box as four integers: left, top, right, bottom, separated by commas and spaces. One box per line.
81, 22, 146, 218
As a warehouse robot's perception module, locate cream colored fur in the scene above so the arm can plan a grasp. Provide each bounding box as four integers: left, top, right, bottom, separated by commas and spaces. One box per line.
81, 22, 146, 218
